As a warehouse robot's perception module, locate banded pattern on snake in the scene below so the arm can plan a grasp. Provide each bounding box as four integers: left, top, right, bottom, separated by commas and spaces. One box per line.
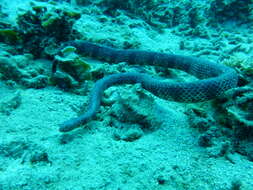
59, 40, 238, 132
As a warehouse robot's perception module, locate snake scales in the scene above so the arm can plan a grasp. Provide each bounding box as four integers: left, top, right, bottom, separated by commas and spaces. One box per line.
59, 40, 238, 132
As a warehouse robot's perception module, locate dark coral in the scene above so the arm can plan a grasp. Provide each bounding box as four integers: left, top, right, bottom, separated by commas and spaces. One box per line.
0, 54, 52, 88
210, 0, 253, 23
16, 3, 81, 57
213, 85, 253, 161
215, 86, 253, 140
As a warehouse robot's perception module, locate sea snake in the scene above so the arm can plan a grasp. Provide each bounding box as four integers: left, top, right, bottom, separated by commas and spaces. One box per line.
59, 40, 238, 132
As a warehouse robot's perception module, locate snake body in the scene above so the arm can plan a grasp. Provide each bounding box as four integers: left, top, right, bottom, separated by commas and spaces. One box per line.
59, 40, 238, 132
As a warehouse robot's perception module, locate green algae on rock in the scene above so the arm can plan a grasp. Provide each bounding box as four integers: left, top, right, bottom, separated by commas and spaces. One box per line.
16, 2, 81, 57
54, 45, 92, 81
223, 56, 253, 85
0, 29, 20, 44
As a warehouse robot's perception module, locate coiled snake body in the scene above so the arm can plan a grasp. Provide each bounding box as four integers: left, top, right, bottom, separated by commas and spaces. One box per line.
59, 41, 238, 132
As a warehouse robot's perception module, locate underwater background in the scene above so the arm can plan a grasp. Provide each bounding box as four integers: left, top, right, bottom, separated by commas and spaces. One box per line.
0, 0, 253, 189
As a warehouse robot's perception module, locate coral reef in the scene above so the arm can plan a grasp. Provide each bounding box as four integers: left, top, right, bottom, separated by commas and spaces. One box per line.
215, 86, 253, 139
186, 52, 253, 161
208, 55, 253, 161
83, 0, 207, 31
54, 46, 91, 81
0, 5, 20, 44
223, 56, 253, 85
0, 91, 21, 115
0, 0, 253, 189
214, 85, 253, 161
210, 0, 253, 23
0, 2, 84, 90
74, 0, 253, 40
0, 29, 20, 44
14, 1, 80, 57
219, 56, 253, 137
0, 83, 21, 115
107, 84, 162, 141
0, 139, 50, 164
0, 54, 51, 88
50, 46, 92, 92
186, 65, 253, 162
